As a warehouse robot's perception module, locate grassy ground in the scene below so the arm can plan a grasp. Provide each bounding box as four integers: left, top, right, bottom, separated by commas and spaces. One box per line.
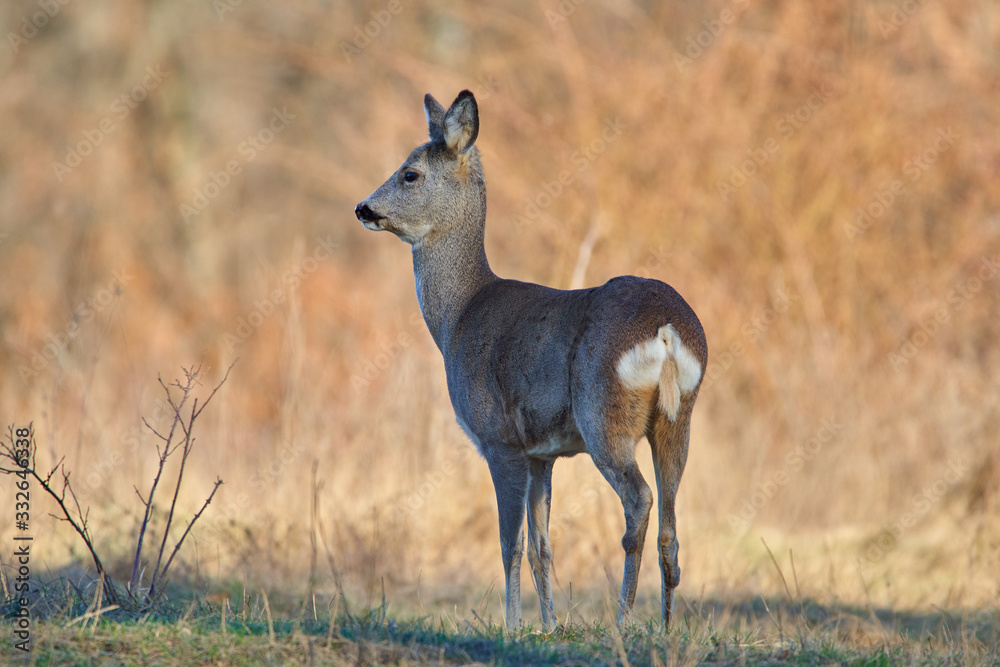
3, 0, 998, 613
2, 1, 999, 664
3, 590, 998, 665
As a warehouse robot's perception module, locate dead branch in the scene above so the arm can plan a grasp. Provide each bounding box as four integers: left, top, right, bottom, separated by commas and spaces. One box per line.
0, 425, 119, 605
133, 360, 235, 602
151, 476, 224, 599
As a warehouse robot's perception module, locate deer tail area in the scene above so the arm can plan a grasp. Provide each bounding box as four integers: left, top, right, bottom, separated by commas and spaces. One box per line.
615, 324, 703, 422
657, 324, 703, 421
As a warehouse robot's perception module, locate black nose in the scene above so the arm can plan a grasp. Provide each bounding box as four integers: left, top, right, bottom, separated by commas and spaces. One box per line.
355, 203, 384, 222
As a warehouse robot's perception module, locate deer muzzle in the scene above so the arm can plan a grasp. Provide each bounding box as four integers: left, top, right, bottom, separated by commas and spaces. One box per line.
355, 202, 386, 229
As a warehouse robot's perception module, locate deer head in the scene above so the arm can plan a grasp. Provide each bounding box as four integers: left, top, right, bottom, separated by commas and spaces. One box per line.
355, 90, 485, 248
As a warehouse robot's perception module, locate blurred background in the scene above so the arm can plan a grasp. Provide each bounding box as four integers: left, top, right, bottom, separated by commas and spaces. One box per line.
1, 0, 998, 622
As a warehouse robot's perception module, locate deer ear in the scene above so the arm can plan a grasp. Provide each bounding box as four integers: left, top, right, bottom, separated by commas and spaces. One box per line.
443, 90, 479, 154
424, 94, 446, 143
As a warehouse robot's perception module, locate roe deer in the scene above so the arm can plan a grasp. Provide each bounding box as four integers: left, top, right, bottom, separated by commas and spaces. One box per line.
355, 90, 707, 631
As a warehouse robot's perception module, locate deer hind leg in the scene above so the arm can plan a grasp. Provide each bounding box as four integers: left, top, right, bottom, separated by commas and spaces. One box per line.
487, 452, 530, 630
525, 458, 555, 631
647, 406, 692, 630
583, 428, 653, 627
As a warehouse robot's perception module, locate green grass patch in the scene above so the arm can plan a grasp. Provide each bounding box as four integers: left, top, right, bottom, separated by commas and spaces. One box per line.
3, 596, 997, 665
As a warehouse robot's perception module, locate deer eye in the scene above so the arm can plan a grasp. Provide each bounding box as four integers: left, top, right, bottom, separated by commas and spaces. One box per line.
403, 170, 420, 183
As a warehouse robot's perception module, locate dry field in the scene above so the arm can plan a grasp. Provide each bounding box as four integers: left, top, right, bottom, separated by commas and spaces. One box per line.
1, 0, 998, 652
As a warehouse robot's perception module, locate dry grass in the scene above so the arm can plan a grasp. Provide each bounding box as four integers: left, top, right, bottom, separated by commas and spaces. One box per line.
1, 0, 998, 635
2, 589, 997, 665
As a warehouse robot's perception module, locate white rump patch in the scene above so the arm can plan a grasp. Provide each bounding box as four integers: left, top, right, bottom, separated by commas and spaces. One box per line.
616, 324, 703, 422
661, 324, 702, 394
616, 335, 668, 390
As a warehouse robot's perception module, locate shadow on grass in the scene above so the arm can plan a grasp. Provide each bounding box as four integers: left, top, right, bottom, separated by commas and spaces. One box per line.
680, 595, 999, 646
3, 568, 998, 666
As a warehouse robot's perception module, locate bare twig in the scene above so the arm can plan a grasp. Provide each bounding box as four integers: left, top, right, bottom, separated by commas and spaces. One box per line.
0, 360, 235, 613
153, 477, 224, 598
0, 425, 119, 605
146, 361, 234, 600
129, 374, 192, 596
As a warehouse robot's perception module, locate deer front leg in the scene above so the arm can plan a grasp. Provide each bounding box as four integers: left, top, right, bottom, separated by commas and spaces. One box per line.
526, 458, 555, 631
487, 453, 530, 631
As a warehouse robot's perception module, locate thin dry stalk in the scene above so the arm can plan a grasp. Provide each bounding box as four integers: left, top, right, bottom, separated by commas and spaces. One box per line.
263, 589, 276, 644
761, 538, 806, 650
309, 460, 319, 607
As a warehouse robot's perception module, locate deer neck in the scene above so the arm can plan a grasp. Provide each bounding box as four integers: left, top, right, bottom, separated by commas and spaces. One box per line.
412, 213, 495, 353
